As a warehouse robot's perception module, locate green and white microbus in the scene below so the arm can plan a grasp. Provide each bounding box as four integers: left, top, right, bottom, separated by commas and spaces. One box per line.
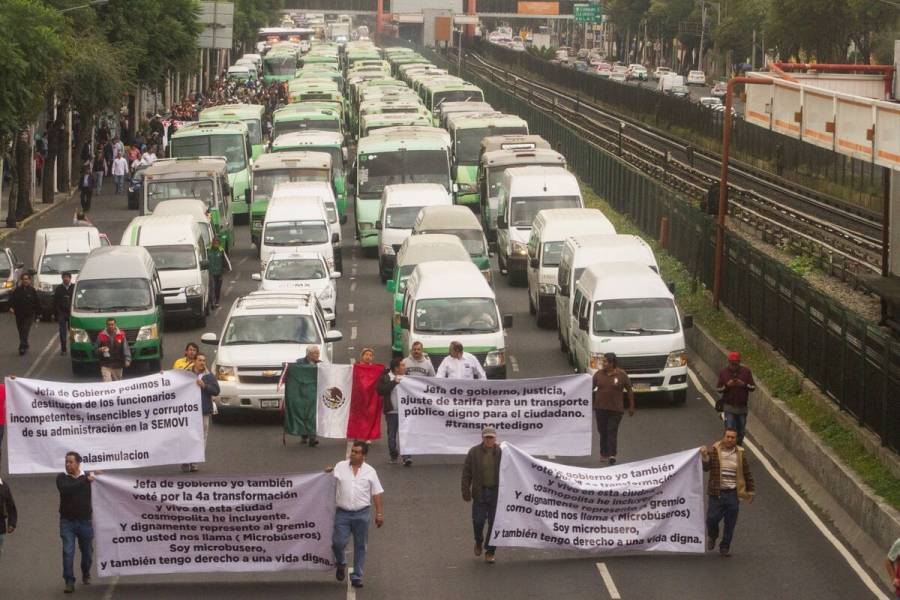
200, 104, 266, 160
272, 105, 344, 140
270, 131, 348, 216
263, 48, 299, 85
422, 80, 484, 125
352, 127, 452, 255
170, 121, 252, 223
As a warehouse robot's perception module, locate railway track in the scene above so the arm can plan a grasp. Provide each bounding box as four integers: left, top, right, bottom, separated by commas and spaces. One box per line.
464, 53, 883, 284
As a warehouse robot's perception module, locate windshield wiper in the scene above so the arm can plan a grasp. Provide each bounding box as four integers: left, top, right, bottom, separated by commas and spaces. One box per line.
595, 328, 641, 335
634, 327, 675, 334
444, 327, 495, 333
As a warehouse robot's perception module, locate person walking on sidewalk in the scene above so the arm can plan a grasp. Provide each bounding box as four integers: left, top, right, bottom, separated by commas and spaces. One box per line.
592, 353, 635, 465
10, 273, 41, 355
701, 427, 755, 557
716, 352, 756, 446
377, 358, 411, 466
330, 441, 385, 589
0, 474, 16, 560
402, 341, 435, 377
91, 153, 106, 195
887, 537, 900, 600
462, 426, 501, 564
111, 152, 128, 194
57, 452, 99, 593
181, 353, 219, 472
54, 272, 75, 356
207, 237, 231, 309
94, 318, 131, 381
78, 166, 94, 212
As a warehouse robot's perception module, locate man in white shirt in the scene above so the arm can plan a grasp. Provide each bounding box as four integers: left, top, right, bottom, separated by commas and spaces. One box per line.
436, 341, 486, 380
330, 441, 384, 589
111, 152, 128, 195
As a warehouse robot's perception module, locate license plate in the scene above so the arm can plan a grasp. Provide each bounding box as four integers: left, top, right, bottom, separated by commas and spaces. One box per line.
162, 295, 182, 305
633, 383, 651, 392
260, 399, 280, 409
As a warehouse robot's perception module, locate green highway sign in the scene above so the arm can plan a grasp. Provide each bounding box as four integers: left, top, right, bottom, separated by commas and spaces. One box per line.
574, 3, 601, 23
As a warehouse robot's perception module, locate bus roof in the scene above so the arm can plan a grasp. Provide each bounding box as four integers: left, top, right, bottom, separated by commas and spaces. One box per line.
252, 151, 331, 171
448, 113, 528, 131
199, 104, 265, 119
272, 131, 343, 148
172, 121, 248, 137
143, 157, 227, 177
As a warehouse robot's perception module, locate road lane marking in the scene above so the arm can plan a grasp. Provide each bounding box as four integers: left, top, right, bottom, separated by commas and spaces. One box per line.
236, 256, 248, 266
510, 355, 519, 373
688, 368, 890, 600
348, 303, 354, 313
24, 334, 58, 378
351, 326, 357, 340
595, 563, 621, 599
102, 576, 119, 600
350, 282, 356, 292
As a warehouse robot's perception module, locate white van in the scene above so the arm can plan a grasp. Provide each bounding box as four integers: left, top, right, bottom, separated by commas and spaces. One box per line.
121, 214, 210, 325
376, 183, 452, 281
261, 183, 336, 268
526, 209, 615, 327
152, 199, 214, 248
400, 260, 512, 379
251, 251, 340, 325
496, 166, 584, 285
556, 234, 658, 355
658, 73, 685, 93
569, 262, 691, 403
277, 181, 343, 271
33, 227, 103, 318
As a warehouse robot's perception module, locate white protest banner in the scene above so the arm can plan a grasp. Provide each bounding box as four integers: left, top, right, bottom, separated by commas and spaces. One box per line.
4, 371, 204, 474
92, 472, 335, 576
315, 364, 353, 438
397, 374, 592, 456
491, 443, 705, 554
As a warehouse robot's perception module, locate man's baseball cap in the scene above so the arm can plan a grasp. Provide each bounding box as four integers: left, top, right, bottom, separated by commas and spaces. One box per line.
482, 426, 497, 438
728, 351, 741, 362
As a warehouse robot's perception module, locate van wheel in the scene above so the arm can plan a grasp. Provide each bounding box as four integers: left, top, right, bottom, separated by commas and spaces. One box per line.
670, 389, 687, 406
528, 293, 536, 315
197, 312, 207, 328
362, 246, 377, 259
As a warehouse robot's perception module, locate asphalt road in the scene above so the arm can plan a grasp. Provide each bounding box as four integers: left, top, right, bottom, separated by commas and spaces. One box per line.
0, 185, 882, 599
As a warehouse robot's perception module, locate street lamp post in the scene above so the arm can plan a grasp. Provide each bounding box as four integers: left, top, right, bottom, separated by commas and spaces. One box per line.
59, 0, 109, 13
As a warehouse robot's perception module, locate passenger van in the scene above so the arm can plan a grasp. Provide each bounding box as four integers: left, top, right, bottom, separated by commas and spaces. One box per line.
496, 166, 584, 285
69, 246, 164, 374
412, 205, 491, 282
33, 227, 103, 318
120, 215, 210, 325
526, 209, 615, 327
569, 262, 690, 404
386, 234, 470, 356
281, 180, 343, 270
269, 131, 348, 216
376, 183, 452, 281
400, 261, 512, 379
261, 185, 335, 268
151, 199, 214, 248
556, 234, 658, 357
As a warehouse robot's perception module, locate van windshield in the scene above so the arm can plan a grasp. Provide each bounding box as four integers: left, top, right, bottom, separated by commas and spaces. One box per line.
456, 127, 526, 164
593, 298, 679, 336
146, 245, 197, 270
74, 278, 152, 312
265, 258, 327, 280
542, 242, 563, 266
147, 180, 215, 211
510, 195, 581, 227
434, 90, 484, 110
418, 229, 485, 256
254, 169, 330, 202
274, 118, 341, 139
358, 150, 450, 195
222, 314, 319, 345
40, 253, 88, 274
385, 206, 423, 229
171, 134, 247, 174
264, 220, 329, 246
415, 298, 499, 333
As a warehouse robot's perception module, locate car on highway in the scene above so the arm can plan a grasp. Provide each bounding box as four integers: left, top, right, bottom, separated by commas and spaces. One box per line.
610, 71, 627, 83
652, 66, 671, 80
668, 85, 690, 99
711, 81, 727, 98
628, 64, 648, 81
251, 252, 339, 325
687, 70, 707, 85
201, 291, 342, 416
699, 97, 723, 109
595, 67, 612, 79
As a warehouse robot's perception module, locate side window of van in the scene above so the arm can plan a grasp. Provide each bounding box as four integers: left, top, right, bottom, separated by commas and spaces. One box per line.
558, 257, 570, 289
527, 229, 538, 259
198, 239, 208, 262
313, 306, 328, 337
572, 288, 583, 318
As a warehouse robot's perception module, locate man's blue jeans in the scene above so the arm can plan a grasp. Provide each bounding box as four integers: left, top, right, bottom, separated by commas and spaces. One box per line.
706, 490, 740, 551
385, 413, 409, 461
724, 411, 748, 446
58, 317, 69, 352
332, 507, 370, 583
60, 518, 93, 584
473, 487, 498, 554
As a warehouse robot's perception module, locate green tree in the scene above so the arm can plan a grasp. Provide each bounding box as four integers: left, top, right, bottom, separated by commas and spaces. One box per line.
0, 0, 65, 226
234, 0, 284, 53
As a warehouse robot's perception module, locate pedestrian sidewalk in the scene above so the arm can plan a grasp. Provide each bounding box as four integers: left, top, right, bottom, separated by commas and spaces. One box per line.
0, 187, 74, 242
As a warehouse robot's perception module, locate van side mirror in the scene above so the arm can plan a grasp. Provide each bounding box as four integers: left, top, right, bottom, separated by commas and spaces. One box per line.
375, 220, 382, 230
200, 332, 219, 345
251, 273, 261, 281
502, 314, 513, 328
578, 315, 589, 331
325, 330, 343, 343
667, 281, 676, 294
386, 279, 396, 293
331, 271, 342, 279
682, 314, 693, 329
400, 315, 410, 330
340, 214, 348, 225
156, 293, 164, 307
559, 284, 569, 297
497, 215, 507, 228
331, 232, 339, 243
529, 257, 538, 269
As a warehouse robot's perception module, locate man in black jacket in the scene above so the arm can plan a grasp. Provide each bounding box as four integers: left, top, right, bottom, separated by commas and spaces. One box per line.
57, 451, 97, 593
182, 353, 220, 473
54, 272, 75, 356
377, 358, 410, 466
10, 273, 41, 355
0, 475, 17, 559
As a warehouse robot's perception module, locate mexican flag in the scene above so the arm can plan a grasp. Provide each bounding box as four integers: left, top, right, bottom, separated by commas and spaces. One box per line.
282, 362, 384, 440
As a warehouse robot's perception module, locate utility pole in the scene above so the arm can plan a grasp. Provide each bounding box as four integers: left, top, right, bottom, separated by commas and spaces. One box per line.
698, 1, 706, 70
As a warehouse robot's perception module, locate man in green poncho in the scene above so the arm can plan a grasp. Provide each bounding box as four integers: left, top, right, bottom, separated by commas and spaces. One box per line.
282, 346, 321, 447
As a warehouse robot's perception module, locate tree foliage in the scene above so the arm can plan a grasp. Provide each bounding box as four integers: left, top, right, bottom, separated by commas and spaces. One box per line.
234, 0, 284, 52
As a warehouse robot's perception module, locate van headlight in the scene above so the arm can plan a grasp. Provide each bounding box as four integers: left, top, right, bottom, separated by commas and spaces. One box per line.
215, 365, 236, 381
70, 328, 89, 343
539, 283, 558, 295
185, 284, 203, 296
318, 286, 333, 301
2, 280, 13, 289
666, 350, 688, 368
484, 350, 505, 367
136, 324, 158, 341
512, 241, 528, 256
381, 244, 395, 255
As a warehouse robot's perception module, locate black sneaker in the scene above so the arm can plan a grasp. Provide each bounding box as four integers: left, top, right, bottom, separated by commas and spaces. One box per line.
64, 582, 74, 593
351, 580, 363, 588
335, 565, 346, 582
403, 458, 412, 467
60, 349, 67, 356
83, 574, 91, 585
608, 457, 617, 465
